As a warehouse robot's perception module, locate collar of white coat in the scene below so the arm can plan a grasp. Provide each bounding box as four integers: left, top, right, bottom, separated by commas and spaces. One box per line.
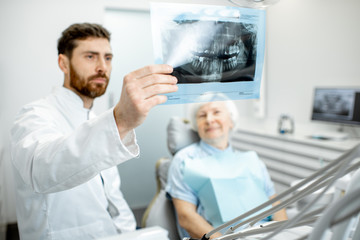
55, 86, 93, 108
57, 86, 86, 106
52, 86, 93, 118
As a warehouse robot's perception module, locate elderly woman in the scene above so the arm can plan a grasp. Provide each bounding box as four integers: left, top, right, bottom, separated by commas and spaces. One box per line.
165, 93, 287, 239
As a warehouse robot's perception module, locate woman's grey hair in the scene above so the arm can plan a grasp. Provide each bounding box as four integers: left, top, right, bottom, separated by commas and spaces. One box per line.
187, 92, 239, 132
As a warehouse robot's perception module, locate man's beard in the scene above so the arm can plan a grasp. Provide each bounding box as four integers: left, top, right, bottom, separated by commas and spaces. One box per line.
69, 63, 109, 98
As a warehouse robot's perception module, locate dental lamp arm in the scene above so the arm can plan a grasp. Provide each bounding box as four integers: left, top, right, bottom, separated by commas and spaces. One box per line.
236, 161, 360, 233
262, 156, 360, 240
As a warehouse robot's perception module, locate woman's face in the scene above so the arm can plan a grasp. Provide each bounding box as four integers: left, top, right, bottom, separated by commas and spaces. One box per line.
196, 101, 234, 149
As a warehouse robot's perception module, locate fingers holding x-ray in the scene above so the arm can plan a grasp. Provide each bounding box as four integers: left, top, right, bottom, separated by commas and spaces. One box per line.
113, 64, 178, 138
130, 65, 178, 102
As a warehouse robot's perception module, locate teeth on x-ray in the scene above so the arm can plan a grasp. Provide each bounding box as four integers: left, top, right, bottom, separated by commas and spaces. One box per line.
190, 39, 247, 78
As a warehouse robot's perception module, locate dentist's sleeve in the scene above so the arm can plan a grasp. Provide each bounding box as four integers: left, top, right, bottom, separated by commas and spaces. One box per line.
10, 108, 139, 194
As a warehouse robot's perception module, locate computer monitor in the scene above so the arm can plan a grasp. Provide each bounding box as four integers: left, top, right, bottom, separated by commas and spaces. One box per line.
311, 87, 360, 127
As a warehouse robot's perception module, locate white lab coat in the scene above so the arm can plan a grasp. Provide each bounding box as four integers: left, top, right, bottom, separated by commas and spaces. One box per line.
10, 87, 139, 240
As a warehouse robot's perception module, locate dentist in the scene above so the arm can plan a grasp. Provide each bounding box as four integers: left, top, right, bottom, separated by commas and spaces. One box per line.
10, 23, 177, 240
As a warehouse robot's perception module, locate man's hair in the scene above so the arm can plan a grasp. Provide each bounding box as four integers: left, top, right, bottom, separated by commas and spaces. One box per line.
57, 23, 111, 58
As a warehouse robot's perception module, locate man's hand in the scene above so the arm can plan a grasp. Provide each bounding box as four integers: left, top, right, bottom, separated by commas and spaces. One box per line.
113, 64, 178, 139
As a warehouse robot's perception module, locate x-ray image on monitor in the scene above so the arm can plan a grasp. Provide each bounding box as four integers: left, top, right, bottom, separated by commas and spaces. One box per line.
151, 3, 266, 104
313, 93, 351, 117
312, 88, 355, 121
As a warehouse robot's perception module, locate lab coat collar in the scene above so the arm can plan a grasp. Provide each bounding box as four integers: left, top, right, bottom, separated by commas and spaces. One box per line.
51, 86, 93, 120
56, 86, 91, 109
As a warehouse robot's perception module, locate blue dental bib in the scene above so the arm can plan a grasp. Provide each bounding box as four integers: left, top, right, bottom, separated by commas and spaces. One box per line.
183, 150, 270, 227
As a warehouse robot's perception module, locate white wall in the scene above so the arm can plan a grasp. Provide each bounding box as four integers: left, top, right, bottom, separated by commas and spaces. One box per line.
236, 0, 360, 136
0, 0, 105, 224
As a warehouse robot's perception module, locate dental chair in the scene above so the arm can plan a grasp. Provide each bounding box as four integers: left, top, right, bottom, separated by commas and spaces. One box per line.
142, 116, 360, 240
141, 117, 199, 240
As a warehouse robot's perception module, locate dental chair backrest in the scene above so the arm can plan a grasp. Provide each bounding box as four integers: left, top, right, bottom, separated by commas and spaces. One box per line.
141, 117, 200, 240
167, 117, 200, 156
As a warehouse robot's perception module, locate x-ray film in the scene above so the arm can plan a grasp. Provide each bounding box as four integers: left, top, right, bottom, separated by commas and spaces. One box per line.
151, 2, 266, 104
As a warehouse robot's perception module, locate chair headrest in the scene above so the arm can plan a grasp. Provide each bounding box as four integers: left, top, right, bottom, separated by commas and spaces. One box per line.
167, 116, 200, 155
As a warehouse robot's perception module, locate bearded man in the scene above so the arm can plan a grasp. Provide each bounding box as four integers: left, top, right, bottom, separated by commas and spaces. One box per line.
10, 23, 178, 240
